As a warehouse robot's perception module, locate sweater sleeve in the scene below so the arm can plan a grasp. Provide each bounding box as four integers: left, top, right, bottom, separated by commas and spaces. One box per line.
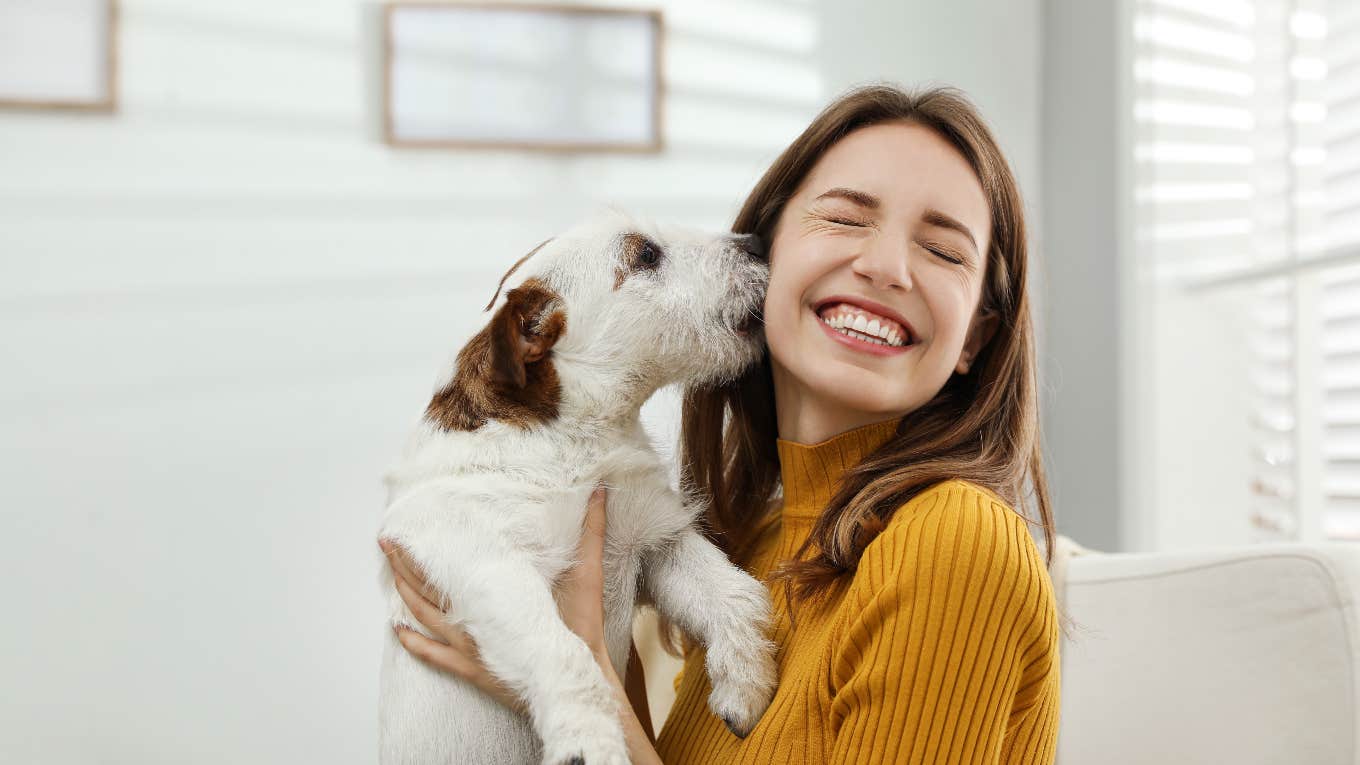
826, 481, 1059, 765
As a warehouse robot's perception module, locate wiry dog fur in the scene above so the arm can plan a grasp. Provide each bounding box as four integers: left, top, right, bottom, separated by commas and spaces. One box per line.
377, 209, 778, 765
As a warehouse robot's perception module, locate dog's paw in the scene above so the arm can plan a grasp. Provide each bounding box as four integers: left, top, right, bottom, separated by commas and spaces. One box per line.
542, 746, 626, 765
706, 641, 778, 739
540, 723, 629, 765
707, 679, 772, 739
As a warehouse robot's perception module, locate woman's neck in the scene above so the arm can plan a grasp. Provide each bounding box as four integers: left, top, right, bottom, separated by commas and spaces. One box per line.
771, 359, 905, 444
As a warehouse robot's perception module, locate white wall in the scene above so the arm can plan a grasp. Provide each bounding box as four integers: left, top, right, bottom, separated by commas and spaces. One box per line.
819, 0, 1042, 215
0, 1, 824, 761
1038, 0, 1136, 552
0, 1, 1041, 761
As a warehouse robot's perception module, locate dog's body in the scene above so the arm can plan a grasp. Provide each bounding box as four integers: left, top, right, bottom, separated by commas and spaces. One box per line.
378, 211, 778, 765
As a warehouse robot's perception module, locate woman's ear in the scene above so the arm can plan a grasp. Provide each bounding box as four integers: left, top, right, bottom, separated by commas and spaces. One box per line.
955, 306, 999, 375
487, 280, 566, 389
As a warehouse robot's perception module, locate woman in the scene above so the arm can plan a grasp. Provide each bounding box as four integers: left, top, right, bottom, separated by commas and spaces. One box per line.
381, 84, 1061, 764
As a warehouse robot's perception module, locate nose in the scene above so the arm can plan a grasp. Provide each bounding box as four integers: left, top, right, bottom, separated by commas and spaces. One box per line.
730, 232, 766, 260
851, 238, 912, 291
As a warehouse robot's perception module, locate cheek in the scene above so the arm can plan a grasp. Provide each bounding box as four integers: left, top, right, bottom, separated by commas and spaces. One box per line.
762, 244, 803, 315
760, 249, 821, 363
764, 259, 795, 311
765, 234, 828, 304
922, 283, 976, 350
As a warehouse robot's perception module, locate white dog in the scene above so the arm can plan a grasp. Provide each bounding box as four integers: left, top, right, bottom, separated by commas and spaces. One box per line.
377, 210, 779, 765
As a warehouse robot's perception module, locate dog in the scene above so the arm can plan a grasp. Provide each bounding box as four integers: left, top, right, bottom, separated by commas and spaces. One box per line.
377, 209, 779, 765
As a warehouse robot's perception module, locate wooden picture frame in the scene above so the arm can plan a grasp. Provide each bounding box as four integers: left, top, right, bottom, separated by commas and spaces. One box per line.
382, 2, 664, 152
0, 0, 118, 112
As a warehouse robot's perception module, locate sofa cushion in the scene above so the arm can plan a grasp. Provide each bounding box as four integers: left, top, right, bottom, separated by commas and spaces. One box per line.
1056, 542, 1360, 764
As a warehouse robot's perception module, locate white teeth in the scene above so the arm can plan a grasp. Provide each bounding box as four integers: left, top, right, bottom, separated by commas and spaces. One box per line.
819, 314, 908, 347
816, 305, 912, 347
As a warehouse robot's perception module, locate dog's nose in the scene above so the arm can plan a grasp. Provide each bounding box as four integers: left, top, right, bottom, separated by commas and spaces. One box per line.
731, 233, 766, 260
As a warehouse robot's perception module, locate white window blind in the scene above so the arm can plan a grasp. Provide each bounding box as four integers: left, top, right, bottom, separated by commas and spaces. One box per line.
1321, 4, 1360, 537
1134, 0, 1360, 542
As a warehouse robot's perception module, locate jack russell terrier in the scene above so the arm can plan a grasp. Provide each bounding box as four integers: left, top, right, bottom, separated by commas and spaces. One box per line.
378, 210, 778, 765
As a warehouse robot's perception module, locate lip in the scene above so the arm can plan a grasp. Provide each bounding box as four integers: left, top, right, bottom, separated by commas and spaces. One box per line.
812, 294, 918, 344
814, 310, 915, 356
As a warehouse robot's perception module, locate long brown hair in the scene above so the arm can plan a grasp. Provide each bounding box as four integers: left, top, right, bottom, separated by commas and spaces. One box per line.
678, 84, 1054, 623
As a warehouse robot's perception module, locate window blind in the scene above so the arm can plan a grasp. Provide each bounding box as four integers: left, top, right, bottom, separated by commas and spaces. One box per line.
1323, 2, 1360, 536
1134, 0, 1359, 541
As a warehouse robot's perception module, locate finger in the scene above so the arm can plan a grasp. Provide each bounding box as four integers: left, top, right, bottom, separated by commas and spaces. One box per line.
393, 626, 528, 715
392, 571, 480, 654
391, 575, 481, 656
379, 539, 445, 607
393, 570, 462, 644
379, 539, 424, 587
393, 625, 481, 680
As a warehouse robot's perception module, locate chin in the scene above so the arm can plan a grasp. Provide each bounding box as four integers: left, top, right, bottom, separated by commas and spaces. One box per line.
796, 359, 916, 413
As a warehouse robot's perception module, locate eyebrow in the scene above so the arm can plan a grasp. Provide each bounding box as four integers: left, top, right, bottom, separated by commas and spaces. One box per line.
813, 187, 980, 255
815, 186, 880, 209
921, 208, 980, 255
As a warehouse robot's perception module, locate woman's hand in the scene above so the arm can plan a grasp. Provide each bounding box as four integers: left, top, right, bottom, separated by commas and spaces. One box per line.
379, 485, 612, 709
382, 486, 662, 764
380, 536, 526, 713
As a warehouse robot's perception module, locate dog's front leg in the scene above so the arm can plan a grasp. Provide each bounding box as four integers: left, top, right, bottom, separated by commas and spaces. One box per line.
393, 535, 630, 765
642, 526, 778, 738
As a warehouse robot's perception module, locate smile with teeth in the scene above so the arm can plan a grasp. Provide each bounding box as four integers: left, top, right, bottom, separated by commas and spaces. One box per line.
817, 303, 912, 347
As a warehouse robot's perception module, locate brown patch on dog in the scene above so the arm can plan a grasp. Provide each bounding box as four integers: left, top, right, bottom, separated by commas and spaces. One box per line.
485, 238, 553, 311
427, 277, 567, 431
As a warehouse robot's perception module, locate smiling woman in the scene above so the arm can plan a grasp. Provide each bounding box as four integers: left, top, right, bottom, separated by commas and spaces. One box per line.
657, 85, 1060, 764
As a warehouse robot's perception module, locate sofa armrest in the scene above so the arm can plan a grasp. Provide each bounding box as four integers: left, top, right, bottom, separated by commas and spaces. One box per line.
1054, 540, 1360, 765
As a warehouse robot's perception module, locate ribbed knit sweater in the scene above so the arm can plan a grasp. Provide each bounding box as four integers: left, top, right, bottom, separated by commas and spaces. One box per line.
654, 417, 1061, 764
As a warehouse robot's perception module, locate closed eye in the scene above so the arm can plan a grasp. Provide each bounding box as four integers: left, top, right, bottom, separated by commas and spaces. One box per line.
821, 214, 872, 228
814, 209, 968, 265
921, 243, 966, 266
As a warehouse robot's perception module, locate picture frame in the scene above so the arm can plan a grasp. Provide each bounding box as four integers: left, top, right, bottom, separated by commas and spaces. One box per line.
0, 0, 118, 111
382, 2, 664, 152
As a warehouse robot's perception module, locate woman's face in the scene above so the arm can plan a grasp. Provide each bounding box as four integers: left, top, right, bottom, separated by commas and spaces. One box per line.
764, 121, 998, 426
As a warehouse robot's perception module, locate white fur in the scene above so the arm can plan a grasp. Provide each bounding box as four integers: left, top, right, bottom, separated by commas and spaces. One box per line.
377, 210, 778, 765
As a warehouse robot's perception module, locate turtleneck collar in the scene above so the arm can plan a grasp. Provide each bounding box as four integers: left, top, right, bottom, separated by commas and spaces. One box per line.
775, 416, 903, 523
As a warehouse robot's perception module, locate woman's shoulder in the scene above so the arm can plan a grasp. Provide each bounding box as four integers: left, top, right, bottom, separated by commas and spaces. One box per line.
854, 477, 1054, 624
870, 478, 1032, 552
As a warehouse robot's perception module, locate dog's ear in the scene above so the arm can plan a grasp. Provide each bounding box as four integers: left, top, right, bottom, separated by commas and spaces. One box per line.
487, 279, 566, 389
426, 277, 566, 432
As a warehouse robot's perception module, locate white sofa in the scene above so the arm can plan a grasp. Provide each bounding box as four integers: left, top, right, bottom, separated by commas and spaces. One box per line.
1053, 538, 1360, 764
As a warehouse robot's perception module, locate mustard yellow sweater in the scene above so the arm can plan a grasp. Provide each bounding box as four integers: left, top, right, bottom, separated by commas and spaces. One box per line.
655, 417, 1061, 764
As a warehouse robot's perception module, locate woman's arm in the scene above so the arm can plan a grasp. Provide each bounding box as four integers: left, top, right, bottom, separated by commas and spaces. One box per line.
825, 485, 1060, 764
383, 486, 665, 764
600, 644, 662, 762
625, 640, 657, 745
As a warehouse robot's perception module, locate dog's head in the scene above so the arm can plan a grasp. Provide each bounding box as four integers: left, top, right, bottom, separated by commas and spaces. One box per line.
427, 209, 769, 431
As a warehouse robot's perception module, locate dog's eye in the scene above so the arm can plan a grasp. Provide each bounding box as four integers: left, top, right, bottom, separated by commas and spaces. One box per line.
623, 233, 664, 273
638, 242, 660, 268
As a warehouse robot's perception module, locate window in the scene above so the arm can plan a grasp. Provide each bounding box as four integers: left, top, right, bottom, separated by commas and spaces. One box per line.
1134, 0, 1360, 544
